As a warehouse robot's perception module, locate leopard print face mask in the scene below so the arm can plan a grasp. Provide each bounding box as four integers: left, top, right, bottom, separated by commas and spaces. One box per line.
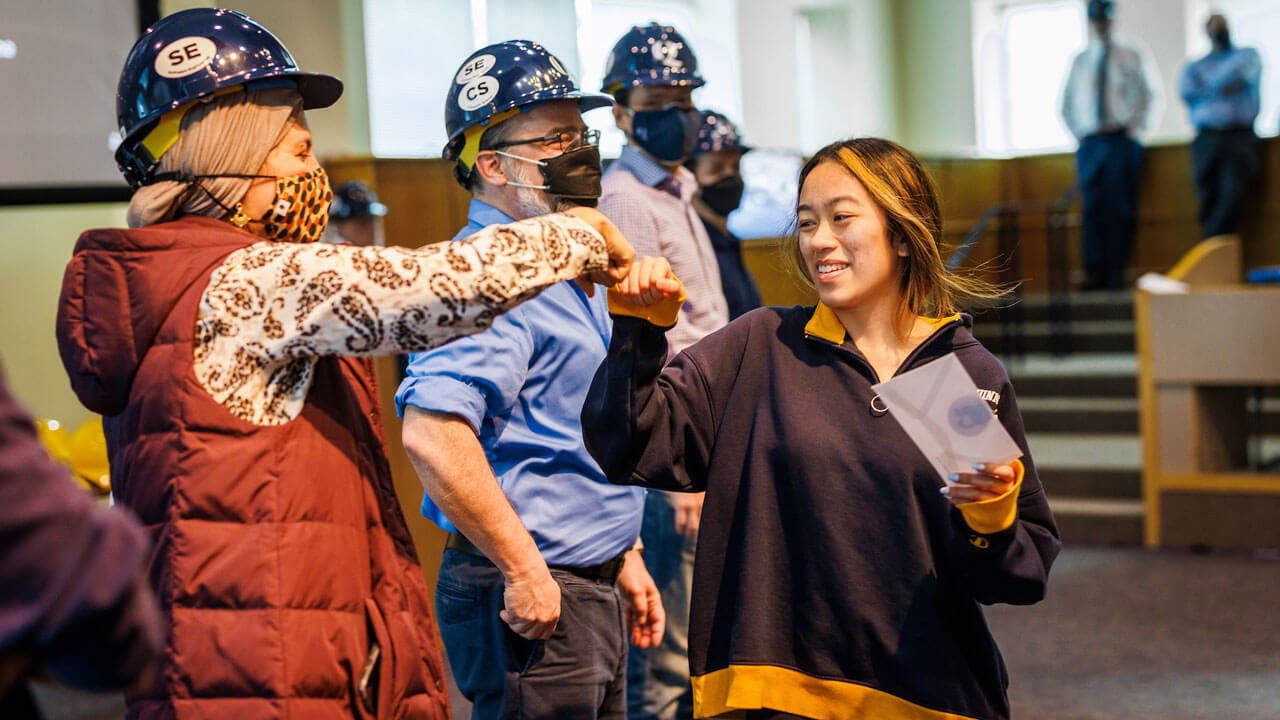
257, 167, 333, 243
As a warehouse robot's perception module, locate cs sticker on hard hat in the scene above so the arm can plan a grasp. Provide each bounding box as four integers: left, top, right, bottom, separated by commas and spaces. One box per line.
456, 54, 496, 85
651, 40, 685, 71
458, 76, 499, 112
154, 36, 217, 78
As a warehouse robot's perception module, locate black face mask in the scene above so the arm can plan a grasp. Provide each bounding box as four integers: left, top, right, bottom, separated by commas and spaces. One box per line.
630, 106, 701, 163
499, 143, 604, 207
542, 143, 603, 206
699, 175, 745, 217
1209, 28, 1230, 48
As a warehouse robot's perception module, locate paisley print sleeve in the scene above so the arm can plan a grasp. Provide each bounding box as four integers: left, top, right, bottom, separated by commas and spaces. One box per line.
194, 212, 607, 425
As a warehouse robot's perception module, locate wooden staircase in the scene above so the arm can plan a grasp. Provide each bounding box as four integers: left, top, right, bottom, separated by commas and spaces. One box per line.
972, 290, 1146, 544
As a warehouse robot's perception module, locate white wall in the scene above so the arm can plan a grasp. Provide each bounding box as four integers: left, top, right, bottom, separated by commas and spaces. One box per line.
736, 0, 899, 154
890, 0, 1197, 156
891, 0, 978, 156
162, 0, 372, 157
1112, 0, 1196, 144
0, 204, 128, 424
163, 0, 1218, 157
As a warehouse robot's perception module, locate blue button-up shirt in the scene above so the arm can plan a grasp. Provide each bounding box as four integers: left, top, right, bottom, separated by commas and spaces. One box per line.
1180, 46, 1262, 131
395, 199, 643, 567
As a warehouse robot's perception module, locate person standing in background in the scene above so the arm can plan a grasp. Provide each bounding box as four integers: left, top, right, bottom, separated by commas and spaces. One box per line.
327, 180, 388, 246
598, 22, 729, 720
1060, 0, 1161, 290
1180, 13, 1262, 239
688, 110, 762, 321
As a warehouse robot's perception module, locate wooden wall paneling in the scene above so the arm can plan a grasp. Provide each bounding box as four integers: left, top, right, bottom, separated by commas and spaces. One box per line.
324, 155, 378, 188
325, 157, 475, 595
1241, 136, 1280, 269
926, 139, 1280, 292
1006, 152, 1076, 207
924, 157, 1005, 222
374, 354, 446, 592
1131, 144, 1201, 275
372, 158, 471, 250
742, 237, 817, 308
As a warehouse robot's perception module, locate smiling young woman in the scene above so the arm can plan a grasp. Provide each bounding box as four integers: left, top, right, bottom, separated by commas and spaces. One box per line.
584, 138, 1060, 720
786, 138, 1004, 335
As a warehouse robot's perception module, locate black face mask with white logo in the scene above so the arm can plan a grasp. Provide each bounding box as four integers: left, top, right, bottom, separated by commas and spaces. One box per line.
699, 174, 745, 217
498, 144, 604, 207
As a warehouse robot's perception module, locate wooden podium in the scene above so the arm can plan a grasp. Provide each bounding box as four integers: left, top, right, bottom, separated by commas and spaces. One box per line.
1135, 237, 1280, 549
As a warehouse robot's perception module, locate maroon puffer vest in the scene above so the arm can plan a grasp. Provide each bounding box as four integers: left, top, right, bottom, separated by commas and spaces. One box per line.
56, 216, 449, 720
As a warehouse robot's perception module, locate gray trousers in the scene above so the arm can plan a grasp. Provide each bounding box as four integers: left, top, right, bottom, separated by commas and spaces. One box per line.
436, 549, 628, 720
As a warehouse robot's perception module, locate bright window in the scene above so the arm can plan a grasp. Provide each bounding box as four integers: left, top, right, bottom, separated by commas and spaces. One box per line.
973, 0, 1087, 155
364, 0, 743, 159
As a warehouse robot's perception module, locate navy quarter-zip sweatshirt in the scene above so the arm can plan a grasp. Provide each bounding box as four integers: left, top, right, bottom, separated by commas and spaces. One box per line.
582, 303, 1060, 720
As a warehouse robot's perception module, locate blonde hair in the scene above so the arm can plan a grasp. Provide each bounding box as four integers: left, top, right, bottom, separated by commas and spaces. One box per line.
783, 137, 1007, 318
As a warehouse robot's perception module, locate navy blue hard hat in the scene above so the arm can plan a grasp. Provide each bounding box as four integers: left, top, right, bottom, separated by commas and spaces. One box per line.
443, 40, 613, 163
330, 181, 387, 221
692, 110, 749, 157
115, 8, 343, 187
1087, 0, 1115, 21
601, 23, 705, 95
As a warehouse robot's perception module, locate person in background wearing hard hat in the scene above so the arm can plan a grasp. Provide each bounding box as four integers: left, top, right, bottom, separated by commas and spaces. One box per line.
597, 23, 729, 720
0, 363, 162, 718
395, 40, 668, 720
328, 180, 388, 247
55, 10, 636, 720
688, 110, 762, 322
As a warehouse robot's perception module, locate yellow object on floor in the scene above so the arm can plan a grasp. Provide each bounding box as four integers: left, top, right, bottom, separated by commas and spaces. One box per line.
68, 417, 111, 495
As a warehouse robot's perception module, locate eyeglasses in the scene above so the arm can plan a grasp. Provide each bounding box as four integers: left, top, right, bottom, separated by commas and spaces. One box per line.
490, 128, 600, 154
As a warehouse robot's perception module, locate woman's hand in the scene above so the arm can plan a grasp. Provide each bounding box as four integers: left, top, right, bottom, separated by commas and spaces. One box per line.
563, 207, 635, 293
942, 462, 1017, 504
614, 256, 683, 307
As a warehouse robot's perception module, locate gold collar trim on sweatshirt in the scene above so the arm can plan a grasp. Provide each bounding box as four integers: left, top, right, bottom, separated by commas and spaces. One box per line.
803, 303, 961, 345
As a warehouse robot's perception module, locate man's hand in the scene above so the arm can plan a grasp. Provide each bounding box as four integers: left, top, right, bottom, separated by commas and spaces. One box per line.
564, 207, 635, 294
616, 549, 665, 649
672, 492, 704, 536
613, 256, 683, 306
943, 462, 1017, 504
499, 565, 561, 640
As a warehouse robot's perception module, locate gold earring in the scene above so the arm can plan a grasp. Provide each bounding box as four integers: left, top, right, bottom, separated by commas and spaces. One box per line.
227, 203, 253, 228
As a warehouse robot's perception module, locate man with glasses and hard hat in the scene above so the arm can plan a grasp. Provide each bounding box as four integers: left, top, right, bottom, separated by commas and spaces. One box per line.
396, 40, 669, 720
598, 22, 730, 720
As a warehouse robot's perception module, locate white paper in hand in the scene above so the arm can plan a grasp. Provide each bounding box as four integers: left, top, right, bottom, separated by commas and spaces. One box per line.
871, 354, 1021, 486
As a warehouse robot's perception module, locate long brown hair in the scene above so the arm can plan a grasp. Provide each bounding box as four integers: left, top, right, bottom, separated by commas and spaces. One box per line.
783, 137, 1007, 318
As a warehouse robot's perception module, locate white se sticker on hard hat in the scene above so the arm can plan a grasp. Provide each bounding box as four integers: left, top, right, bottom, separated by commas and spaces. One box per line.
456, 54, 496, 85
458, 76, 499, 112
155, 36, 217, 79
